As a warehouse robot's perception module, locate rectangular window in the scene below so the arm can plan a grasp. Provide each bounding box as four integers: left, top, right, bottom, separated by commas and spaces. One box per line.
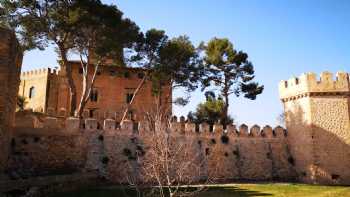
90, 88, 98, 102
109, 70, 117, 76
126, 93, 134, 104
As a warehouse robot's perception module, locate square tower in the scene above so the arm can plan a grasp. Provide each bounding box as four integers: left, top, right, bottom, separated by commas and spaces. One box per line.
279, 71, 350, 185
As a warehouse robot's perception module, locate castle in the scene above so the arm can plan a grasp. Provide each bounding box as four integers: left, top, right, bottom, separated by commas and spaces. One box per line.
1, 28, 350, 190
18, 61, 171, 121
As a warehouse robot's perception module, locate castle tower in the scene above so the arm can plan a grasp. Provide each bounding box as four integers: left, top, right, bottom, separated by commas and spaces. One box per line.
279, 71, 350, 184
0, 28, 23, 173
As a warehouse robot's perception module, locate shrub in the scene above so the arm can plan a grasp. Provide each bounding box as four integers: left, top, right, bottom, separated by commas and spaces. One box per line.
233, 150, 240, 158
331, 174, 340, 180
101, 156, 109, 165
33, 137, 40, 143
288, 156, 295, 166
123, 148, 132, 157
221, 135, 229, 144
136, 145, 145, 157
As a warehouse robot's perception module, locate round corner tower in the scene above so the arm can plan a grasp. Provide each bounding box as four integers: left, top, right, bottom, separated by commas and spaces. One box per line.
279, 71, 350, 185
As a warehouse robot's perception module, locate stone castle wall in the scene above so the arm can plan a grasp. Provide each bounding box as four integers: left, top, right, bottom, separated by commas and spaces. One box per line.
279, 71, 350, 185
0, 28, 22, 173
10, 117, 297, 183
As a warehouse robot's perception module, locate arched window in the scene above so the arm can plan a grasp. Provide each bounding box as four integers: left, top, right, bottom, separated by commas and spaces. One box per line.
29, 86, 35, 99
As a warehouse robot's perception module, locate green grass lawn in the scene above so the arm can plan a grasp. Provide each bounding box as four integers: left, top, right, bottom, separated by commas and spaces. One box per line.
50, 183, 350, 197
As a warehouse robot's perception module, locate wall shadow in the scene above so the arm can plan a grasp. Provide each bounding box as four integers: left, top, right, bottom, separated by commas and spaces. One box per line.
285, 104, 350, 185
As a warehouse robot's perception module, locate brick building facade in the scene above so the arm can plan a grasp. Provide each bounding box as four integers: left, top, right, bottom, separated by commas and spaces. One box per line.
19, 61, 171, 122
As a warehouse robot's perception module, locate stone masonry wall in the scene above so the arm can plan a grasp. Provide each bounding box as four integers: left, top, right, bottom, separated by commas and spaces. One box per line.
280, 71, 350, 185
0, 28, 22, 173
9, 118, 88, 178
10, 117, 296, 183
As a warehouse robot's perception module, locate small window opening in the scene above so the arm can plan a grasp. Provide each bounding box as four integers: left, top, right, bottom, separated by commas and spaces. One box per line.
109, 70, 117, 76
138, 72, 145, 79
29, 86, 35, 99
126, 93, 134, 104
90, 89, 98, 102
124, 71, 130, 78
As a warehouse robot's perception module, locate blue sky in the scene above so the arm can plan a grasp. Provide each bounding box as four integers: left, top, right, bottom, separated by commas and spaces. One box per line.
22, 0, 350, 126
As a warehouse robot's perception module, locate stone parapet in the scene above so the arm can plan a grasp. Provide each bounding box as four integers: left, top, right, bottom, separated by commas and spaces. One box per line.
20, 68, 56, 80
279, 71, 350, 101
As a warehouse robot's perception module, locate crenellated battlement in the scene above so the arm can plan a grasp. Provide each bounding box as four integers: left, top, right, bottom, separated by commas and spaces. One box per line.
20, 67, 58, 79
279, 71, 350, 101
37, 116, 287, 139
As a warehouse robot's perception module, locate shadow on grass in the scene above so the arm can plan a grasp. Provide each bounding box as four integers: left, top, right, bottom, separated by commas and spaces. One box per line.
50, 186, 272, 197
195, 186, 271, 197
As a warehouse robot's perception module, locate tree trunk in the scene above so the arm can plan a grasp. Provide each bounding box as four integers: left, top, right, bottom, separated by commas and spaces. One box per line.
76, 66, 88, 118
222, 91, 229, 125
75, 56, 101, 118
120, 74, 147, 122
58, 44, 77, 116
76, 59, 100, 118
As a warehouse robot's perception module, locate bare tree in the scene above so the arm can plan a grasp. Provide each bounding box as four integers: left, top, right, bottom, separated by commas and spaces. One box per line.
120, 105, 218, 197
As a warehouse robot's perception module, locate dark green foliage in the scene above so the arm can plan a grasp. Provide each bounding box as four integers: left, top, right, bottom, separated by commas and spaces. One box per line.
16, 95, 27, 111
131, 29, 203, 106
122, 148, 136, 160
136, 145, 145, 157
233, 150, 240, 158
101, 156, 109, 165
187, 91, 234, 126
200, 38, 264, 124
123, 148, 132, 157
124, 71, 130, 78
221, 135, 229, 144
